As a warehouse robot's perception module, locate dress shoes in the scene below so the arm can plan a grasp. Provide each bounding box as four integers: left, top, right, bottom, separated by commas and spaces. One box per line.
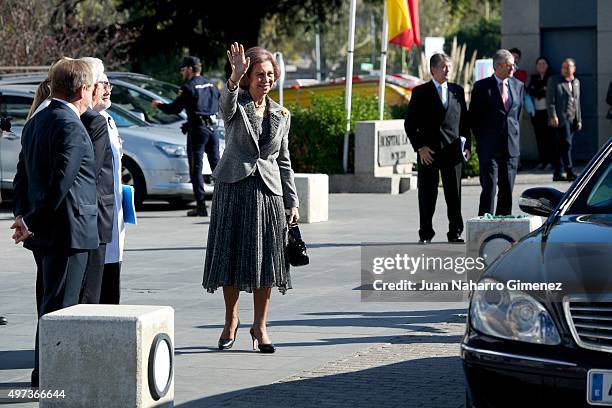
0, 316, 7, 325
250, 328, 275, 353
566, 171, 577, 181
418, 239, 431, 244
218, 320, 240, 350
187, 202, 208, 217
553, 173, 567, 182
447, 237, 465, 243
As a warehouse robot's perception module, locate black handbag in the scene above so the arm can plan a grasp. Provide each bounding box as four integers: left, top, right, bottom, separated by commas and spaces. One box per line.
287, 222, 309, 266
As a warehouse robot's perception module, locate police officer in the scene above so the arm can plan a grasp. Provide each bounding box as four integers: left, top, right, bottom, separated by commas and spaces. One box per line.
151, 56, 220, 216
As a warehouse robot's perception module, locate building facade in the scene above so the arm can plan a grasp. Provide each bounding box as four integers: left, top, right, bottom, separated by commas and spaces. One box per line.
502, 0, 611, 161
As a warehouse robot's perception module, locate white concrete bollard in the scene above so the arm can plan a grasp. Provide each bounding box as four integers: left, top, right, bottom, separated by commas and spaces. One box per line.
466, 216, 543, 269
294, 173, 329, 223
39, 305, 174, 408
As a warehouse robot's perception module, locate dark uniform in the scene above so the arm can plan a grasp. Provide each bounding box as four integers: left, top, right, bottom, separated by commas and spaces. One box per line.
157, 61, 220, 215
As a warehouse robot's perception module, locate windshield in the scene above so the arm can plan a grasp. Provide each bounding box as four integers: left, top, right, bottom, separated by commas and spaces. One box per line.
568, 153, 612, 214
113, 76, 180, 100
110, 83, 182, 125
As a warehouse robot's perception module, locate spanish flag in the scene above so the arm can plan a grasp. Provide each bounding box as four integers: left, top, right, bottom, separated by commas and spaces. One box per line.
387, 0, 420, 50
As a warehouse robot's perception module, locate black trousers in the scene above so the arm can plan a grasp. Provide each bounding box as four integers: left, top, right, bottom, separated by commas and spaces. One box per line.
100, 262, 121, 304
417, 159, 464, 241
187, 126, 219, 203
80, 244, 107, 304
33, 248, 88, 373
478, 156, 519, 216
553, 122, 575, 174
531, 110, 553, 165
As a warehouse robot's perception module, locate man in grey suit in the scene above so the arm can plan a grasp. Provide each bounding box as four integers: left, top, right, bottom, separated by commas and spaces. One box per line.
547, 58, 582, 181
11, 59, 98, 387
470, 49, 524, 216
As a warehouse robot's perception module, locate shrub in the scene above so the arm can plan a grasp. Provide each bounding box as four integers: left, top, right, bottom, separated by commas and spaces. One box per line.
288, 94, 389, 174
462, 139, 479, 178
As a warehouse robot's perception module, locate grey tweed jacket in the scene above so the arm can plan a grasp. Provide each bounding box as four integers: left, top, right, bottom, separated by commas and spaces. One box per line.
213, 84, 299, 209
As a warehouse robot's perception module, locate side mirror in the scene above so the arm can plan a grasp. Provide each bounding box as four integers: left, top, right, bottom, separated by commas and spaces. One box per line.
519, 187, 564, 217
130, 110, 146, 122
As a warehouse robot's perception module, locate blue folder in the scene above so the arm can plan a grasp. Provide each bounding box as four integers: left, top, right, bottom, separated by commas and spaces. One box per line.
122, 185, 137, 224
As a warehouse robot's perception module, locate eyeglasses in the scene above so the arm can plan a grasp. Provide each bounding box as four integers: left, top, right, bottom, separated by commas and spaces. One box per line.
98, 81, 113, 90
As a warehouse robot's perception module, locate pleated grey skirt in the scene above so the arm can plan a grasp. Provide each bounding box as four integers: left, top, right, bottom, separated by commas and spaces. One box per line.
202, 174, 292, 294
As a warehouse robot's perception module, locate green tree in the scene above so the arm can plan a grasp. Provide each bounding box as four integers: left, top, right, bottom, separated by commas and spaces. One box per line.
453, 17, 501, 59
117, 0, 343, 79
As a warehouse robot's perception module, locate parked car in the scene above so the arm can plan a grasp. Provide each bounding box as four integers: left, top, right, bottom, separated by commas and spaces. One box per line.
0, 72, 186, 126
462, 138, 612, 407
0, 85, 224, 207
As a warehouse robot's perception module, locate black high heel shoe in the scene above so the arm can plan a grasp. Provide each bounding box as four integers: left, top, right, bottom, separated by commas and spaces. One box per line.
250, 328, 275, 353
218, 319, 240, 350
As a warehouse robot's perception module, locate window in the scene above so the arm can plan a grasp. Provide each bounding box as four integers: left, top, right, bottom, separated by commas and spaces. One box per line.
115, 76, 180, 100
0, 95, 33, 126
110, 84, 182, 125
567, 154, 612, 214
107, 106, 147, 128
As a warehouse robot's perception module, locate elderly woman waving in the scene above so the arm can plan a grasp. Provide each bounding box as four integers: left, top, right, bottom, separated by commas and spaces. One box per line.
202, 43, 299, 353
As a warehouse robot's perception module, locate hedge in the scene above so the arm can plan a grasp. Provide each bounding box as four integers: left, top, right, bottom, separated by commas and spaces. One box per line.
287, 94, 389, 174
287, 96, 478, 178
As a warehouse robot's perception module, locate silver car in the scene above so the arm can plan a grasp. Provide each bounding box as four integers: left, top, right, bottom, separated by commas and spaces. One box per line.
0, 85, 224, 208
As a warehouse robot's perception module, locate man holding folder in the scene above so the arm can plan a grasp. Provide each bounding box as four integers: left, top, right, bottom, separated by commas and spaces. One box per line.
404, 53, 471, 244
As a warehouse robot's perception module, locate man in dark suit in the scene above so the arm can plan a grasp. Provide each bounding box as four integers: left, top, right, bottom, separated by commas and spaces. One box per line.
547, 58, 582, 181
405, 53, 471, 243
470, 49, 524, 216
11, 59, 98, 387
78, 58, 116, 304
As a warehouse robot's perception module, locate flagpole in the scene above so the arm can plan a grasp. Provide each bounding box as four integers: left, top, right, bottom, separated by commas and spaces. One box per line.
343, 0, 357, 173
378, 0, 388, 121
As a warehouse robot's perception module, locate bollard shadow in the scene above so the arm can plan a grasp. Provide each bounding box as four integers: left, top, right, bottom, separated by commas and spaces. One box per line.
175, 355, 465, 408
0, 350, 34, 370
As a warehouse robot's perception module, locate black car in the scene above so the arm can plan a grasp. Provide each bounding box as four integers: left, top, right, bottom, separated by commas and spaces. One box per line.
462, 138, 612, 407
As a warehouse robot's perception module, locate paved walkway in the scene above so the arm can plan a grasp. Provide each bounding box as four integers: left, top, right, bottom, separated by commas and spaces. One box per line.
204, 322, 465, 408
0, 177, 565, 407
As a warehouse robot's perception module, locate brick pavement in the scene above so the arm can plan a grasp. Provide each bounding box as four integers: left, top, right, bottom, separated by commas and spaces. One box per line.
207, 321, 466, 408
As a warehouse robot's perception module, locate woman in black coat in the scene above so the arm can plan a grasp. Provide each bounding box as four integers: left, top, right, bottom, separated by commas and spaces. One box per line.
526, 57, 553, 169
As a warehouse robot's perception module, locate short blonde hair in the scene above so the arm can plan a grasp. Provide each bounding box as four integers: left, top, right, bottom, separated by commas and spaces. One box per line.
27, 57, 74, 119
50, 59, 94, 97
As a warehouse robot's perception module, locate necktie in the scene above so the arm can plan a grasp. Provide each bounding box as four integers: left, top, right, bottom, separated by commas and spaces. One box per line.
501, 81, 510, 111
438, 84, 447, 109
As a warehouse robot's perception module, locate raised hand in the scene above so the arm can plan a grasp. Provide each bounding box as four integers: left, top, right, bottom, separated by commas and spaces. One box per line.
227, 42, 250, 84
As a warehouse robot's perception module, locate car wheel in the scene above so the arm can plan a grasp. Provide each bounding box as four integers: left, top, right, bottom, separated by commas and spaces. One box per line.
167, 198, 193, 209
121, 157, 146, 209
